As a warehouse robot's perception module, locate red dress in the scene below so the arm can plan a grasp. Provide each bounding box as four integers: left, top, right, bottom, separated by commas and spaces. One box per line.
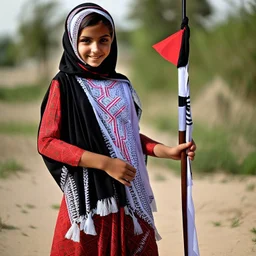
38, 80, 159, 256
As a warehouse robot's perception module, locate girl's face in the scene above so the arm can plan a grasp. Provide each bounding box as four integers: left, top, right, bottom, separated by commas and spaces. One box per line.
77, 22, 112, 67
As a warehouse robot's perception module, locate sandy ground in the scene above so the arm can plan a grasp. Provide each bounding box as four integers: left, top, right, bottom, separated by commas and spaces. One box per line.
0, 98, 256, 256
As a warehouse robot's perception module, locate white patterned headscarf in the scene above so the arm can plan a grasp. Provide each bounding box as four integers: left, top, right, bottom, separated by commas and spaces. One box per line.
66, 8, 115, 65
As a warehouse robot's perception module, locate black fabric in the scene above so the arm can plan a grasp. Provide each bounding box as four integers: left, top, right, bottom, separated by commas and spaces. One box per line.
177, 17, 190, 68
38, 72, 127, 215
38, 3, 132, 215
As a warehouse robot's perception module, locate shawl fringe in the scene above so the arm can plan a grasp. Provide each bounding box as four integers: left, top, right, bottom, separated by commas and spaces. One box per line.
65, 221, 80, 242
96, 197, 119, 216
64, 198, 160, 243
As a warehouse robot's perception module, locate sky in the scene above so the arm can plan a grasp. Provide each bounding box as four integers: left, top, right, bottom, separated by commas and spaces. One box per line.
0, 0, 253, 35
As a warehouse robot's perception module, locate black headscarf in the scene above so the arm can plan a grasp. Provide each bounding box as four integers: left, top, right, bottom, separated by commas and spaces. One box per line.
59, 2, 127, 80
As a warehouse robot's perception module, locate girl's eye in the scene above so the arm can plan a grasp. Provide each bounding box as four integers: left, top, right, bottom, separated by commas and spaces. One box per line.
100, 38, 110, 44
80, 38, 91, 44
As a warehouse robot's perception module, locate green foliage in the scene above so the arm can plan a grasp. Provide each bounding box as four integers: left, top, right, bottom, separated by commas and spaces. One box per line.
0, 36, 18, 66
0, 159, 24, 179
212, 221, 222, 227
130, 0, 212, 31
51, 204, 60, 210
0, 122, 38, 136
152, 112, 241, 173
240, 153, 256, 175
0, 83, 46, 102
231, 217, 241, 228
246, 183, 255, 192
191, 124, 240, 173
191, 4, 256, 100
251, 227, 256, 235
116, 29, 133, 46
152, 115, 178, 133
194, 141, 239, 174
18, 0, 64, 78
25, 204, 36, 209
154, 173, 166, 181
0, 217, 19, 231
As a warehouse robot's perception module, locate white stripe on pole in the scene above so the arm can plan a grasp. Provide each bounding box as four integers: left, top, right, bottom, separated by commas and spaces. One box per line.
178, 64, 200, 256
179, 107, 186, 132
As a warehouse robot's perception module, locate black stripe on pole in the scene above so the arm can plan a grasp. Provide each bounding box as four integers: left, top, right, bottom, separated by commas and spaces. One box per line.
179, 96, 186, 107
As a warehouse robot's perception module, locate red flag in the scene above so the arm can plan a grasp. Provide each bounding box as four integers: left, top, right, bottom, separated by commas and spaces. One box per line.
152, 28, 185, 66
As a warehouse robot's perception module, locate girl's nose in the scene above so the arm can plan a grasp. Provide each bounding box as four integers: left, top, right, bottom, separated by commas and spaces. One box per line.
91, 42, 100, 53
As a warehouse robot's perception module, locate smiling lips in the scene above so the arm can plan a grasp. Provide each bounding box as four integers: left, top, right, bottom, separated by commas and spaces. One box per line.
88, 55, 103, 60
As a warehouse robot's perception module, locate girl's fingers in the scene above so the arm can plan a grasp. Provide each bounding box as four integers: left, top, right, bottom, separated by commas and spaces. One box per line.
188, 151, 195, 161
121, 179, 131, 187
191, 140, 197, 150
125, 171, 136, 179
127, 164, 136, 173
179, 142, 192, 151
190, 144, 196, 151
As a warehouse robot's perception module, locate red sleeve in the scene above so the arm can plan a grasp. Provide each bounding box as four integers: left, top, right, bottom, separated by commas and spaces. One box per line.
140, 133, 160, 157
38, 80, 85, 166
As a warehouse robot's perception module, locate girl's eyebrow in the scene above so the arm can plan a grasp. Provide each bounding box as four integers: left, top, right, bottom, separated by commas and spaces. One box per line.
79, 34, 111, 39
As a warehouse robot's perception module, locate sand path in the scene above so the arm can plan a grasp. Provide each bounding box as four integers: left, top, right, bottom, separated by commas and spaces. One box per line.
0, 100, 256, 256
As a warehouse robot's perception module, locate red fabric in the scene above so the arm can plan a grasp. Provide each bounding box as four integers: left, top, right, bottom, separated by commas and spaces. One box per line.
140, 134, 158, 157
38, 80, 85, 166
153, 28, 185, 66
50, 196, 158, 256
38, 80, 159, 165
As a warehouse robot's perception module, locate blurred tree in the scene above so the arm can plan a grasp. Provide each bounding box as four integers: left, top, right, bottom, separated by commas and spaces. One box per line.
0, 36, 18, 66
128, 0, 213, 93
18, 0, 64, 79
218, 3, 256, 100
192, 2, 256, 100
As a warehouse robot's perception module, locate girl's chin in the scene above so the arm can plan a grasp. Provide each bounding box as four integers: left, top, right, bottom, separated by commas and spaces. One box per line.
88, 63, 101, 67
86, 60, 104, 67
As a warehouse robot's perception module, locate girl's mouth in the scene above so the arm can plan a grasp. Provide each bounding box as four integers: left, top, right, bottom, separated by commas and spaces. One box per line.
89, 55, 102, 60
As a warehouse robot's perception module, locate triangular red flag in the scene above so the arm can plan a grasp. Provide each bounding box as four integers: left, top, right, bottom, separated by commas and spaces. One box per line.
153, 28, 185, 66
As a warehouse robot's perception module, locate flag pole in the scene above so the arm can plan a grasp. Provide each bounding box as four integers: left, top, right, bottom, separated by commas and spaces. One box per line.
182, 0, 186, 19
153, 3, 200, 254
180, 1, 188, 255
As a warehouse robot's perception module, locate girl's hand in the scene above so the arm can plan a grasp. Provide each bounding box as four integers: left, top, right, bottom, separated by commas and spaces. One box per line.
153, 140, 197, 161
103, 158, 136, 187
169, 140, 196, 161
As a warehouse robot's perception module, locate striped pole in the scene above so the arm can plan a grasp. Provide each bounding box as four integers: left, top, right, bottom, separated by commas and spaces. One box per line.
180, 1, 188, 255
153, 3, 200, 253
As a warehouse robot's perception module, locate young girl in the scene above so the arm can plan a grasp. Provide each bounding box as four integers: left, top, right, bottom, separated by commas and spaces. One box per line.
37, 3, 196, 256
